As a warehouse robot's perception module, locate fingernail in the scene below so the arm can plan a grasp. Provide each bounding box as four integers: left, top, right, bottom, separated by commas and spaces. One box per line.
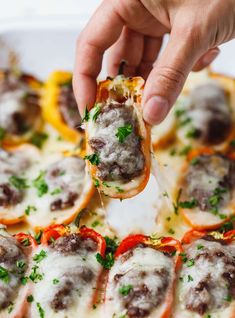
143, 96, 169, 125
202, 48, 220, 65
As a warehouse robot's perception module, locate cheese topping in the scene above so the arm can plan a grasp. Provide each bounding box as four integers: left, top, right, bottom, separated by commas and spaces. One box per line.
106, 246, 174, 318
179, 237, 235, 315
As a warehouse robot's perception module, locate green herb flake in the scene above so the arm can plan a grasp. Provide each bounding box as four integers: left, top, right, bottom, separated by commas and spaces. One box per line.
179, 145, 192, 156
50, 188, 62, 195
34, 230, 43, 244
25, 205, 37, 216
92, 104, 101, 121
230, 140, 235, 148
173, 188, 182, 215
170, 148, 177, 156
179, 198, 198, 209
92, 304, 97, 310
7, 302, 14, 314
119, 284, 133, 296
0, 127, 6, 141
197, 244, 204, 250
16, 260, 26, 271
27, 295, 34, 303
102, 181, 111, 188
91, 220, 100, 228
21, 276, 28, 285
190, 158, 199, 165
224, 294, 232, 302
9, 175, 28, 190
186, 127, 198, 139
36, 302, 45, 318
168, 228, 175, 235
115, 124, 132, 143
53, 278, 60, 285
186, 259, 195, 267
96, 252, 114, 270
29, 265, 43, 283
82, 106, 90, 122
187, 275, 194, 282
33, 250, 47, 263
84, 153, 100, 165
116, 186, 124, 193
175, 109, 186, 118
166, 216, 171, 222
93, 179, 100, 188
30, 132, 48, 149
33, 171, 48, 197
0, 266, 10, 284
179, 253, 188, 263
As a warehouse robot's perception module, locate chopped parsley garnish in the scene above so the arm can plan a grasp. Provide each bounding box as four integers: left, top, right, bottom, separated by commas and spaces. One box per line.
93, 179, 100, 188
104, 236, 119, 254
29, 265, 43, 282
230, 140, 235, 148
7, 302, 14, 314
82, 106, 90, 122
50, 188, 62, 195
219, 215, 235, 233
102, 181, 110, 188
185, 127, 198, 139
0, 127, 6, 141
96, 252, 114, 270
179, 145, 192, 156
186, 259, 195, 267
84, 153, 100, 165
179, 198, 198, 209
92, 104, 101, 121
190, 158, 199, 165
33, 250, 47, 263
187, 275, 194, 282
170, 148, 177, 156
27, 295, 34, 303
119, 284, 133, 296
166, 216, 171, 222
208, 187, 227, 216
174, 109, 186, 118
22, 237, 30, 246
36, 302, 45, 318
9, 175, 28, 190
116, 186, 124, 193
224, 294, 232, 302
197, 244, 204, 250
92, 304, 97, 310
53, 278, 60, 284
0, 266, 10, 283
21, 276, 28, 285
115, 124, 132, 143
16, 260, 26, 272
178, 117, 191, 127
179, 253, 188, 263
33, 171, 48, 197
168, 228, 175, 235
30, 132, 48, 149
173, 188, 182, 215
35, 230, 43, 244
25, 205, 37, 216
91, 220, 100, 228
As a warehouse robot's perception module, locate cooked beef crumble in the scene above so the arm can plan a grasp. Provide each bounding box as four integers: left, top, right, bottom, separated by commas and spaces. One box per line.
180, 237, 235, 315
58, 82, 82, 131
109, 246, 174, 318
89, 103, 145, 182
186, 83, 231, 144
0, 233, 27, 309
184, 154, 235, 211
44, 156, 85, 211
0, 149, 31, 207
0, 70, 41, 135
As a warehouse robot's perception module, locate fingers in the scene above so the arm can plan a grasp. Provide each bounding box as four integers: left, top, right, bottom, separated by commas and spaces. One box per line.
107, 27, 144, 77
192, 47, 220, 72
143, 29, 205, 125
73, 1, 124, 115
137, 36, 163, 80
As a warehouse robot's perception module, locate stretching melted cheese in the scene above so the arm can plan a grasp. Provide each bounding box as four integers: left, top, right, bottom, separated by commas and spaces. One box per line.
29, 234, 101, 318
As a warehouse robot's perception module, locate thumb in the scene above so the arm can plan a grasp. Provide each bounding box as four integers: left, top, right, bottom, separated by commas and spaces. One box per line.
143, 29, 205, 125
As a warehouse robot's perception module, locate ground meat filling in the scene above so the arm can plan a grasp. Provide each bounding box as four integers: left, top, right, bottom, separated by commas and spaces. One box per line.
49, 234, 98, 311
112, 246, 173, 318
180, 237, 235, 315
44, 156, 85, 211
0, 149, 30, 207
0, 70, 41, 135
184, 154, 235, 211
89, 103, 145, 182
58, 82, 82, 131
187, 83, 231, 144
0, 233, 27, 309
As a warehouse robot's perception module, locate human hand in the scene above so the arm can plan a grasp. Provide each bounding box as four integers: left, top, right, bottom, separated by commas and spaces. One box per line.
73, 0, 235, 125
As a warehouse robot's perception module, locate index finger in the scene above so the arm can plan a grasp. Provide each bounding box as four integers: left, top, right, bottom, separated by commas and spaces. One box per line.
73, 1, 124, 115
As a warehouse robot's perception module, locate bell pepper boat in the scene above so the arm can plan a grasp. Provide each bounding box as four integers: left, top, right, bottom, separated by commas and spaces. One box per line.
0, 69, 43, 147
41, 71, 83, 143
0, 226, 35, 318
173, 229, 235, 318
151, 70, 235, 150
104, 234, 182, 318
27, 224, 106, 318
25, 151, 94, 229
177, 148, 235, 230
85, 75, 151, 199
0, 144, 40, 225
